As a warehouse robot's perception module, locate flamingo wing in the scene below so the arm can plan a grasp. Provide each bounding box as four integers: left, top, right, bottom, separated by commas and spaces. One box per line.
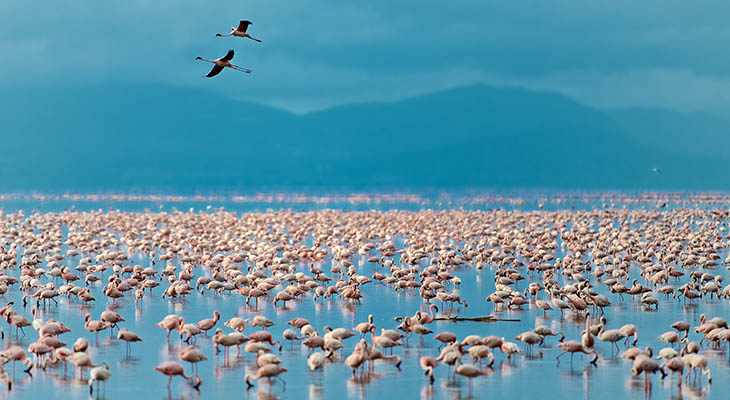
238, 20, 252, 32
221, 49, 235, 61
205, 65, 224, 78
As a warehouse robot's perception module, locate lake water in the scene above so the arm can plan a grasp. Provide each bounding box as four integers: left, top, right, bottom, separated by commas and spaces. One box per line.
0, 192, 727, 400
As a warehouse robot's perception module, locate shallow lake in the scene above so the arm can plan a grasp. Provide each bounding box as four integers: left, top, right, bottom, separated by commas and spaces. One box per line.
0, 193, 726, 400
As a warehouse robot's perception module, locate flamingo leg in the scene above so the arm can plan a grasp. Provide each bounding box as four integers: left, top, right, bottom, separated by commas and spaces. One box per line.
231, 65, 252, 74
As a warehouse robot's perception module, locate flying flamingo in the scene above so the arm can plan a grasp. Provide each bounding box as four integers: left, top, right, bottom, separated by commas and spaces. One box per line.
196, 50, 251, 77
216, 20, 262, 42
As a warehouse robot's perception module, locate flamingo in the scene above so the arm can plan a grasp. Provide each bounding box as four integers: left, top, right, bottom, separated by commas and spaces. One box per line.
216, 20, 262, 42
455, 364, 486, 392
31, 307, 43, 332
354, 315, 374, 338
282, 329, 303, 348
420, 356, 438, 383
632, 354, 667, 387
117, 329, 142, 356
370, 326, 402, 355
367, 347, 401, 371
196, 50, 251, 78
411, 324, 433, 345
179, 346, 207, 375
224, 317, 249, 332
250, 315, 275, 330
154, 361, 200, 391
73, 338, 89, 353
88, 362, 111, 396
100, 308, 125, 335
345, 348, 367, 375
41, 347, 72, 374
180, 323, 203, 344
156, 315, 184, 343
671, 321, 690, 339
434, 332, 457, 350
582, 317, 595, 349
84, 313, 109, 343
468, 345, 495, 368
248, 330, 284, 351
1, 346, 32, 376
213, 329, 239, 358
67, 352, 102, 379
598, 323, 627, 354
681, 353, 711, 383
196, 311, 220, 336
302, 335, 326, 354
308, 351, 326, 371
418, 304, 439, 324
245, 364, 288, 389
556, 340, 598, 366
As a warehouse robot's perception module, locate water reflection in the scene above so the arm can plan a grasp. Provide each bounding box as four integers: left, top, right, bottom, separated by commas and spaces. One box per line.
420, 382, 434, 399
3, 200, 730, 400
308, 383, 325, 400
677, 381, 710, 400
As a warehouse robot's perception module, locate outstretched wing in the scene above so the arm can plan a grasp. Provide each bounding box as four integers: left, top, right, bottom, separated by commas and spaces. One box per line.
238, 20, 252, 32
222, 49, 235, 61
205, 65, 224, 78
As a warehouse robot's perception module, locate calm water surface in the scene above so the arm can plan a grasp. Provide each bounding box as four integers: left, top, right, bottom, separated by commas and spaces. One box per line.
0, 196, 726, 400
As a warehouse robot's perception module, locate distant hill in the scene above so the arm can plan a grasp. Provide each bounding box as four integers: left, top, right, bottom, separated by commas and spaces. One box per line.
1, 83, 729, 192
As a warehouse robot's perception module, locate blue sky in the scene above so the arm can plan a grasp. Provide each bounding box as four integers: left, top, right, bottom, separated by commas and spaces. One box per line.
3, 1, 730, 113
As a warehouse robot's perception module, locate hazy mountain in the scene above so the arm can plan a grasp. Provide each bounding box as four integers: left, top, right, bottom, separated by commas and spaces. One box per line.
1, 84, 729, 192
607, 107, 730, 158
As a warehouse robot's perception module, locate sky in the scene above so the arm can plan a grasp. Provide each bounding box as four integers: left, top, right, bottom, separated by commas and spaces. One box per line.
2, 1, 730, 113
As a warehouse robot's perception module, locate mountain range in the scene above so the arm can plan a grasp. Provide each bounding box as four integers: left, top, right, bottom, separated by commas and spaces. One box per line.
1, 83, 729, 192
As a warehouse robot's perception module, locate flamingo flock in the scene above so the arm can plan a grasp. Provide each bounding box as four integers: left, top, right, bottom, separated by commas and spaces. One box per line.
196, 19, 260, 78
0, 201, 727, 398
